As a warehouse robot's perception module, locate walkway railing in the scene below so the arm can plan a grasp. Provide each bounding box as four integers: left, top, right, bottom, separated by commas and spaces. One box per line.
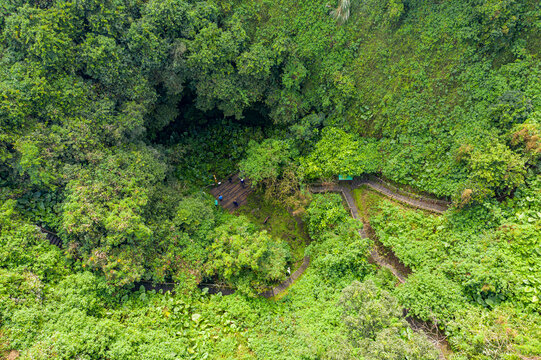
36, 175, 450, 297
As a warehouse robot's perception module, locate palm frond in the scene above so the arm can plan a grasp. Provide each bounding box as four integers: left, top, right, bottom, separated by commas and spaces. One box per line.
330, 0, 351, 23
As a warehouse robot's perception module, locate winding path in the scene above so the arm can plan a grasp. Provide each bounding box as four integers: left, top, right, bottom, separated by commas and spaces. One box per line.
254, 176, 451, 298
310, 178, 452, 358
37, 175, 451, 355
309, 177, 450, 282
38, 176, 450, 292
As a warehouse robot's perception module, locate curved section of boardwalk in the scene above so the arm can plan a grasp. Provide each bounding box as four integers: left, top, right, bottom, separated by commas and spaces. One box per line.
260, 256, 310, 298
313, 177, 450, 214
310, 178, 450, 358
37, 176, 449, 297
359, 177, 450, 213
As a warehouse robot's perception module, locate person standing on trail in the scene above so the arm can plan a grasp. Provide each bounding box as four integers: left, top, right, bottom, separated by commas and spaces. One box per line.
213, 174, 218, 185
218, 195, 223, 201
233, 200, 239, 207
240, 178, 245, 188
214, 199, 218, 207
228, 176, 233, 183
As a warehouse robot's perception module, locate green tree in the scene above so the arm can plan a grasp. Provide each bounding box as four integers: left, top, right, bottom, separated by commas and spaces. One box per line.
60, 147, 167, 285
205, 216, 290, 295
306, 193, 349, 239
301, 127, 379, 180
395, 269, 468, 323
3, 4, 79, 72
459, 142, 526, 205
340, 280, 402, 341
339, 280, 439, 360
239, 139, 293, 186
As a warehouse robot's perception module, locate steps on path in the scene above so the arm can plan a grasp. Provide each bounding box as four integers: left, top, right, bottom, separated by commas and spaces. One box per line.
309, 180, 450, 357
39, 227, 63, 248
311, 184, 408, 282
310, 177, 450, 214
259, 256, 310, 298
361, 179, 449, 213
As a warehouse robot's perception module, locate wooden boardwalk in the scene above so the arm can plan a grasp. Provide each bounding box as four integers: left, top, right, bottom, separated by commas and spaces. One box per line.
259, 256, 310, 298
311, 176, 450, 214
39, 226, 63, 248
310, 180, 451, 357
208, 174, 254, 212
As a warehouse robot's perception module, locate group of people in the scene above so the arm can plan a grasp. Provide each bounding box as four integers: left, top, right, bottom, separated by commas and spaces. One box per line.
213, 175, 245, 187
213, 174, 245, 208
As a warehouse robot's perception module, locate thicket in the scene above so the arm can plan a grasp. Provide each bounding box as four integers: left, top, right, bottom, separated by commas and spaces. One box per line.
1, 0, 540, 358
367, 182, 541, 358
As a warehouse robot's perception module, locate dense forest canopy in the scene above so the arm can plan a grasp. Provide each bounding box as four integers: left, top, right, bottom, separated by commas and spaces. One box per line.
1, 0, 540, 359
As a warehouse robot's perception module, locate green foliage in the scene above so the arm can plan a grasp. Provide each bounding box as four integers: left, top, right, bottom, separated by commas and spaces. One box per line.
206, 216, 290, 295
170, 120, 267, 183
3, 4, 78, 72
510, 114, 541, 164
305, 192, 372, 282
287, 113, 324, 155
447, 304, 541, 359
175, 194, 215, 237
305, 193, 349, 238
340, 279, 402, 340
357, 327, 439, 360
15, 139, 58, 188
60, 147, 170, 285
366, 189, 541, 357
395, 269, 468, 323
239, 192, 309, 263
338, 280, 439, 360
79, 34, 129, 89
4, 282, 251, 359
301, 127, 379, 179
239, 138, 292, 186
460, 142, 526, 205
309, 220, 372, 283
1, 0, 540, 358
61, 147, 166, 245
0, 200, 68, 281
